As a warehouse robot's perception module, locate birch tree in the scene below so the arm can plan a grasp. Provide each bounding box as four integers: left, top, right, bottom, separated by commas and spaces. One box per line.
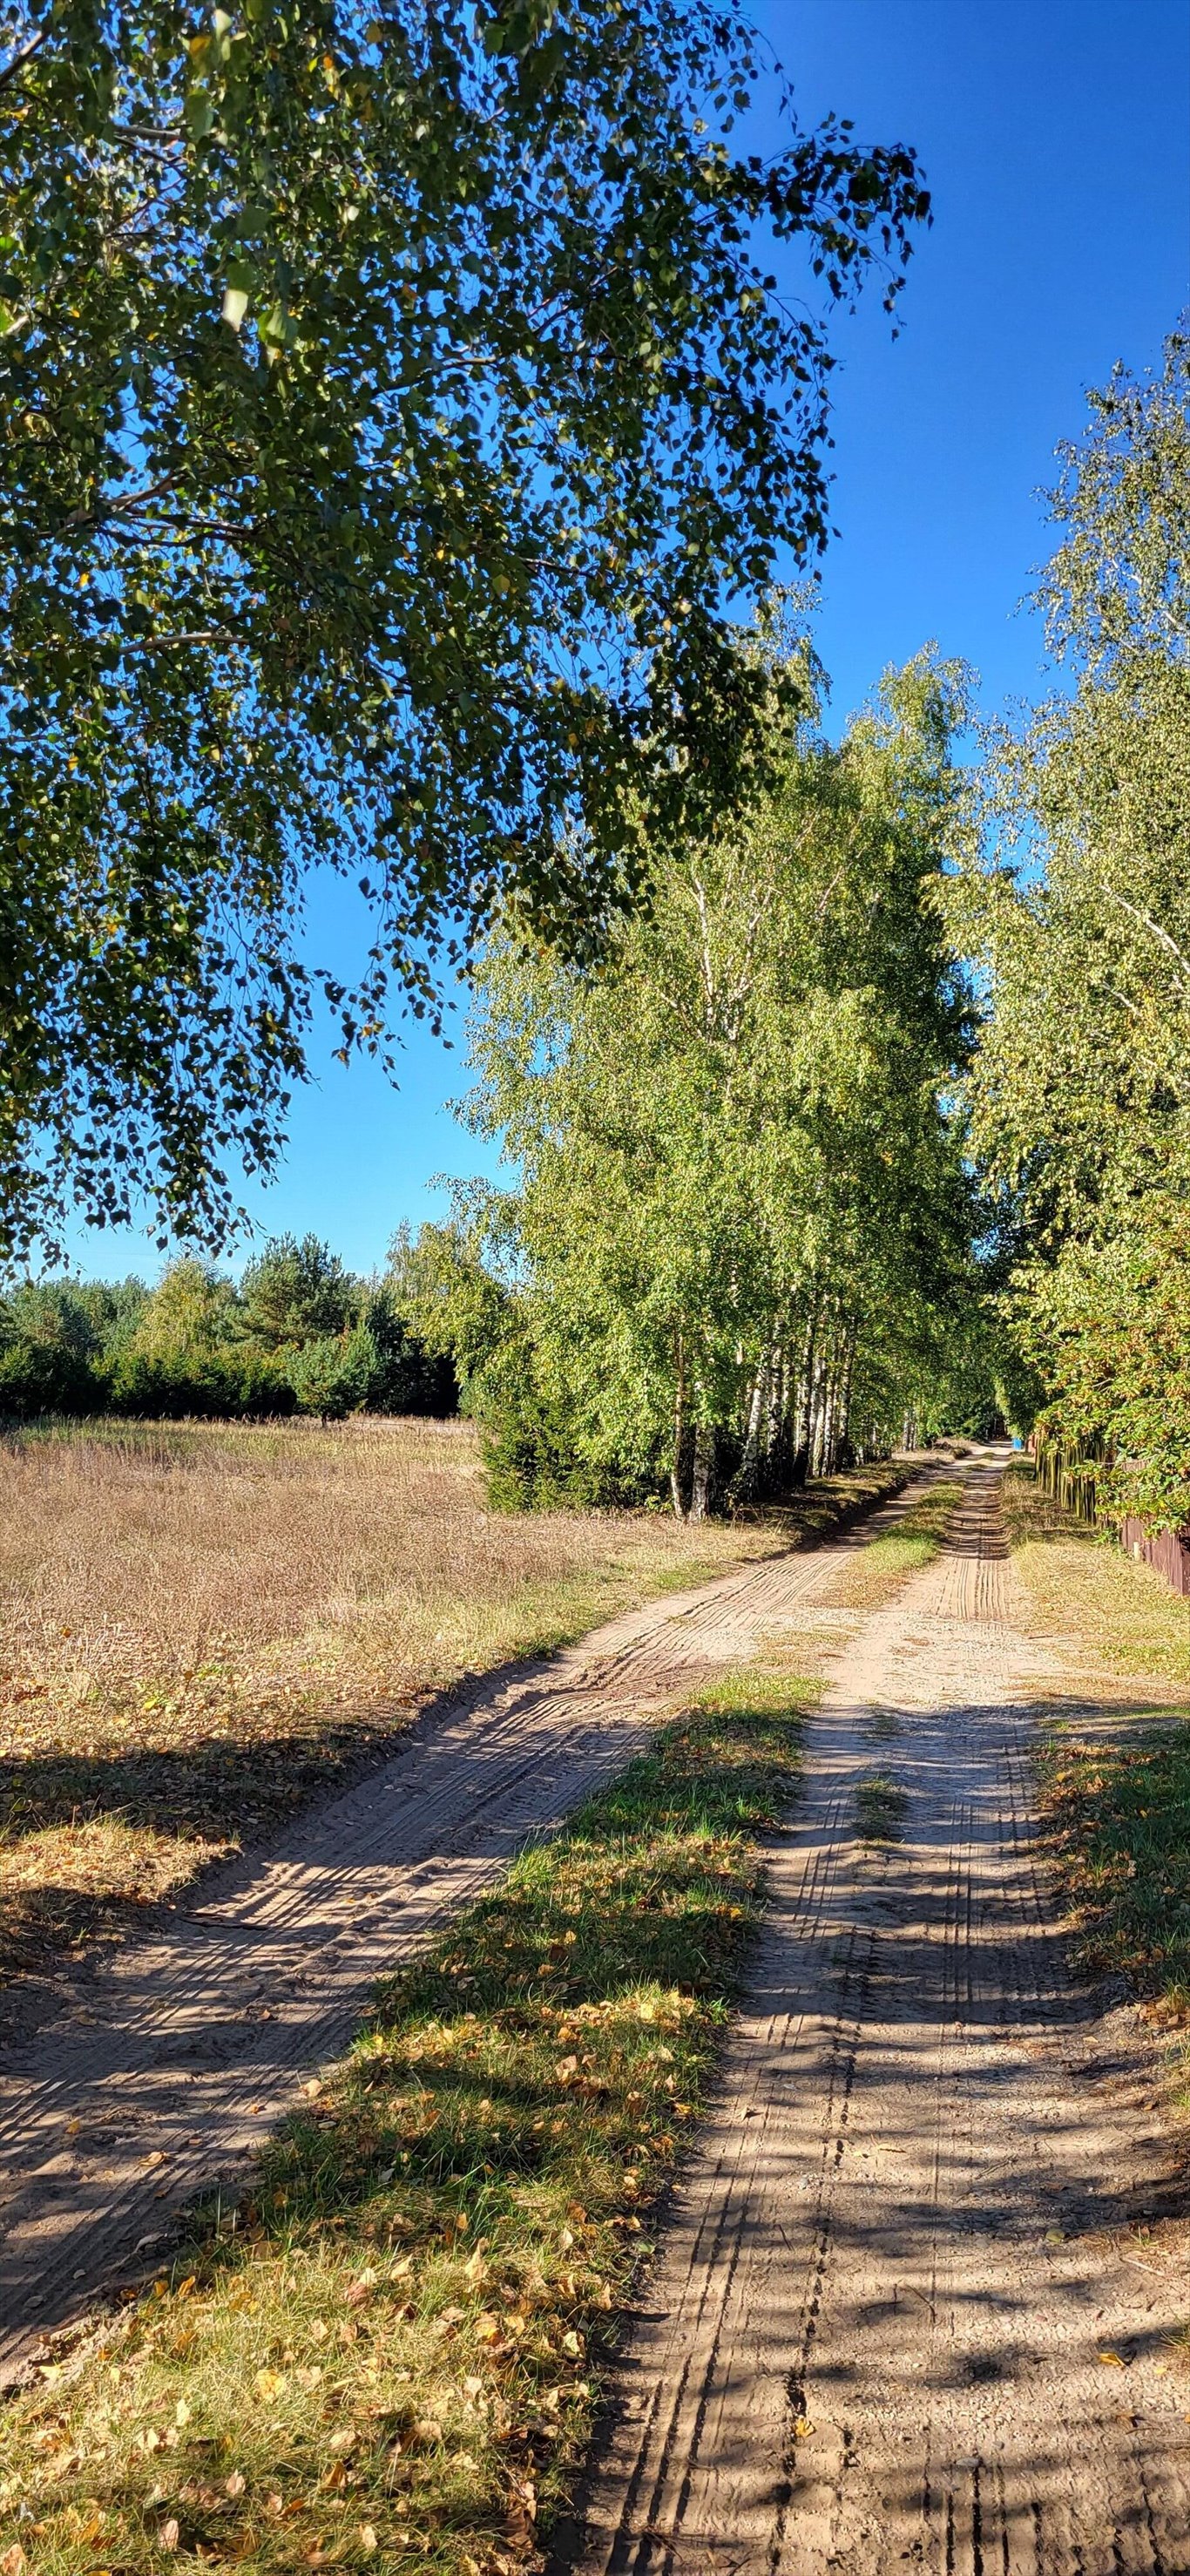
958, 330, 1190, 1526
449, 645, 979, 1512
0, 0, 928, 1257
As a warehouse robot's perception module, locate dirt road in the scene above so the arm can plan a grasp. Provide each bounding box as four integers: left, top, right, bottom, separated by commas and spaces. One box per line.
0, 1470, 930, 2385
570, 1461, 1190, 2574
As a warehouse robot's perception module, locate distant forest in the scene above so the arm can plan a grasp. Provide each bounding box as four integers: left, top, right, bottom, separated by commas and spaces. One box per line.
0, 1234, 456, 1424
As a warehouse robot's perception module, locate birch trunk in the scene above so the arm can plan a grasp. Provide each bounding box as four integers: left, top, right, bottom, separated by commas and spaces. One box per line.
789, 1305, 816, 1489
809, 1333, 831, 1480
835, 1319, 857, 1467
671, 1332, 690, 1519
690, 1420, 715, 1522
734, 1359, 767, 1505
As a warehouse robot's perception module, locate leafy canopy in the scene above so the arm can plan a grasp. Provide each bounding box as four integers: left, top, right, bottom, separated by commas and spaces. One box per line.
958, 330, 1190, 1522
416, 640, 983, 1507
0, 0, 928, 1256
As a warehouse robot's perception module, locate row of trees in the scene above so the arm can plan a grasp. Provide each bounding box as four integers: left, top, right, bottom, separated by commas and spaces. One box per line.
957, 329, 1190, 1533
10, 8, 1184, 1524
394, 634, 1001, 1515
0, 1235, 455, 1421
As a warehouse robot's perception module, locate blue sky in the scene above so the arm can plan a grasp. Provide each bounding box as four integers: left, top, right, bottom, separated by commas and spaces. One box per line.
64, 0, 1190, 1283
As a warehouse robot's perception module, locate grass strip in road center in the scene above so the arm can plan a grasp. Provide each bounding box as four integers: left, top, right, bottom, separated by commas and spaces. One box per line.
827, 1479, 963, 1613
855, 1773, 909, 1844
0, 1671, 813, 2576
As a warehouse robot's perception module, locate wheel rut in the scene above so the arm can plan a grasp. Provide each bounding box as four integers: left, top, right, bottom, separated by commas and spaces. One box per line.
0, 1471, 930, 2385
566, 1461, 1190, 2576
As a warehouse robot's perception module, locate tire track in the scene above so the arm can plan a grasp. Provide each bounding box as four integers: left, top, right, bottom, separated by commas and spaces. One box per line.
0, 1473, 931, 2385
567, 1461, 1190, 2575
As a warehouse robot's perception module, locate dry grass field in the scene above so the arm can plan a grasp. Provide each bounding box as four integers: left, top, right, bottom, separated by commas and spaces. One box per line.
0, 1418, 899, 1995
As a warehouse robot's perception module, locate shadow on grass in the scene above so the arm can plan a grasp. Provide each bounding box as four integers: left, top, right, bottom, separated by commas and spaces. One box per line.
1038, 1711, 1190, 2016
0, 1681, 813, 2576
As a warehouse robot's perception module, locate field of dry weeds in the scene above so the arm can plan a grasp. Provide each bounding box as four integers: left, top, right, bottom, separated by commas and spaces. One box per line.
0, 1415, 788, 1992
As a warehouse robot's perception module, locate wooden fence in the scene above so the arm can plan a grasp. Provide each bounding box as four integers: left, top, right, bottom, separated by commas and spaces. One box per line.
1034, 1432, 1190, 1596
1119, 1515, 1190, 1598
1033, 1434, 1099, 1528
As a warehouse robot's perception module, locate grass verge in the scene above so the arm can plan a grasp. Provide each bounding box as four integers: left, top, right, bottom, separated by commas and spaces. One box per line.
1037, 1722, 1190, 2024
0, 1420, 898, 2000
1001, 1461, 1190, 2024
1001, 1460, 1190, 1687
0, 1670, 814, 2576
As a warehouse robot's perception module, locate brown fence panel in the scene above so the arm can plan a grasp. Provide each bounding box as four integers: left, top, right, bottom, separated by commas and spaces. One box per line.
1119, 1516, 1190, 1598
1035, 1437, 1190, 1599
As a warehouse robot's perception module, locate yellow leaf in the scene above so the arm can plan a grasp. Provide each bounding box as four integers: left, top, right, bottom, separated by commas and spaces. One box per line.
254, 2368, 288, 2400
1098, 2349, 1125, 2367
359, 2526, 378, 2552
175, 2398, 192, 2426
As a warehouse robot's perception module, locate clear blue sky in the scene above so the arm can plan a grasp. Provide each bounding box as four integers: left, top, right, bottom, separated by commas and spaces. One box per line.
64, 0, 1190, 1283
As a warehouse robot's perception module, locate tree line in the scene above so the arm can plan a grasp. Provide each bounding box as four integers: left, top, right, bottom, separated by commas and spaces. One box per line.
10, 326, 1187, 1532
4, 9, 1187, 1532
0, 1235, 455, 1422
391, 330, 1190, 1532
956, 328, 1190, 1536
391, 633, 1000, 1515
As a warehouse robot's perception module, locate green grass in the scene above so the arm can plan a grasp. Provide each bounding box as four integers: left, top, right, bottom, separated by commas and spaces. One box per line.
1038, 1720, 1190, 2022
0, 1672, 815, 2576
828, 1480, 962, 1611
855, 1773, 909, 1843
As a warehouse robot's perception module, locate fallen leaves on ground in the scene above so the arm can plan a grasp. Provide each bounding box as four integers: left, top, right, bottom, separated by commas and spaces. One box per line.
0, 1680, 811, 2576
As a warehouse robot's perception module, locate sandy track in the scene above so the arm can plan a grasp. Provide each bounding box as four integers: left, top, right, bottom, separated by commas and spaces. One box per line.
569, 1461, 1190, 2575
0, 1472, 933, 2386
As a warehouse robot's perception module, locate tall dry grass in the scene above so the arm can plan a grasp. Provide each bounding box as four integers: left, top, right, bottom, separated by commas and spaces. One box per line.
0, 1414, 753, 1711
0, 1417, 775, 1984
